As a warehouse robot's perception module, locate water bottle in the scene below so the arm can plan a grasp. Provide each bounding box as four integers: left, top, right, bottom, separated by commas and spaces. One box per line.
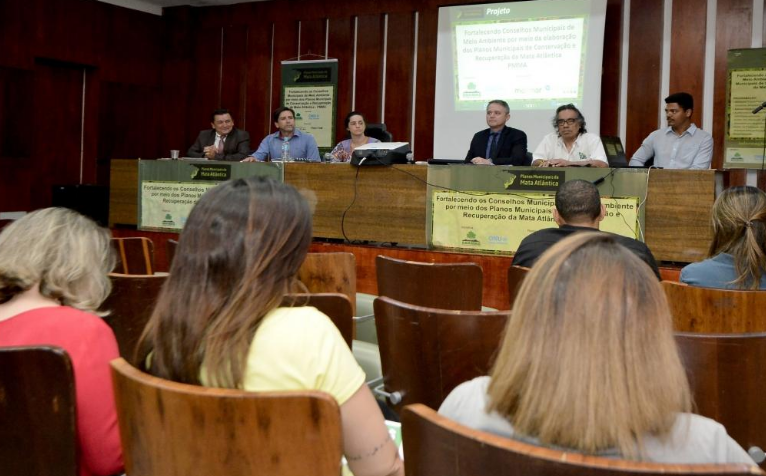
281, 137, 290, 161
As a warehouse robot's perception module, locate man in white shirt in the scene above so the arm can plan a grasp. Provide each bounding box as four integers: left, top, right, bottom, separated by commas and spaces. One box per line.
629, 92, 713, 169
532, 104, 608, 168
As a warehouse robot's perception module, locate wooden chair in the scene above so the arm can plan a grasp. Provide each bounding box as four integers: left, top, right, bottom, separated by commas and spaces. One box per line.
376, 255, 483, 310
113, 236, 155, 275
0, 346, 78, 476
401, 404, 761, 476
676, 331, 766, 464
100, 273, 167, 363
166, 239, 178, 268
282, 293, 353, 348
507, 265, 529, 309
296, 252, 357, 314
662, 281, 766, 332
111, 358, 343, 476
373, 296, 510, 411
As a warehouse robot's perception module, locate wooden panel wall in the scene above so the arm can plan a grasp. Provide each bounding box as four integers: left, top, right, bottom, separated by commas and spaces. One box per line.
669, 0, 707, 125
0, 0, 163, 212
2, 0, 765, 213
712, 0, 754, 170
625, 0, 664, 157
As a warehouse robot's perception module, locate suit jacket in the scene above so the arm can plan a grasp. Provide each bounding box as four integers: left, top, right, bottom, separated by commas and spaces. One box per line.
465, 125, 529, 166
187, 128, 251, 161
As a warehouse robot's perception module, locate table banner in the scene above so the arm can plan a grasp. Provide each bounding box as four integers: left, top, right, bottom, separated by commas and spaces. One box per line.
431, 190, 639, 253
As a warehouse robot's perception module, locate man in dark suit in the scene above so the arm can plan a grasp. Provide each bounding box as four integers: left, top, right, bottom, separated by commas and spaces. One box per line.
187, 108, 250, 161
512, 179, 660, 278
465, 99, 529, 166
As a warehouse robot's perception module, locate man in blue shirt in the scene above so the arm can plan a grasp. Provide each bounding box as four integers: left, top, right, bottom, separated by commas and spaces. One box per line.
243, 107, 321, 162
629, 92, 713, 169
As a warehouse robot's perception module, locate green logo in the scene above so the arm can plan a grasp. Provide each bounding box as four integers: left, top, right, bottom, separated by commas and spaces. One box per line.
504, 173, 517, 189
468, 82, 476, 90
165, 214, 172, 220
461, 229, 481, 246
191, 168, 199, 179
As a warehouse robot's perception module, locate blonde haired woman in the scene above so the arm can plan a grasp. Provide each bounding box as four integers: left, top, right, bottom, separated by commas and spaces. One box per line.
440, 232, 753, 464
0, 208, 123, 476
681, 186, 766, 289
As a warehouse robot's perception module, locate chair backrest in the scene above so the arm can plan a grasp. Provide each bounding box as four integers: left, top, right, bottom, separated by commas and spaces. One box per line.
376, 255, 484, 311
0, 346, 78, 476
507, 265, 529, 308
365, 123, 393, 142
401, 404, 761, 476
100, 273, 167, 363
675, 331, 766, 460
662, 281, 766, 332
296, 252, 357, 314
113, 237, 155, 275
111, 358, 343, 476
282, 293, 353, 348
374, 296, 509, 411
166, 239, 178, 268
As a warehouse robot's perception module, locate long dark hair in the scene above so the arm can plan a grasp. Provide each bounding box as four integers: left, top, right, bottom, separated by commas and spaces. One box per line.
137, 177, 312, 387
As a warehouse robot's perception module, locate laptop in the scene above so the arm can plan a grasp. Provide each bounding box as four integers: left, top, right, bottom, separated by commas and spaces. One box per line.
600, 136, 630, 167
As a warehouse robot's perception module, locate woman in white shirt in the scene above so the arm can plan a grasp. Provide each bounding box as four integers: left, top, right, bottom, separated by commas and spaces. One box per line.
440, 232, 754, 465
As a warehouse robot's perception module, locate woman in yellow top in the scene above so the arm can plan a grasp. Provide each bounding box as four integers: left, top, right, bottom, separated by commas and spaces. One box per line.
138, 176, 403, 476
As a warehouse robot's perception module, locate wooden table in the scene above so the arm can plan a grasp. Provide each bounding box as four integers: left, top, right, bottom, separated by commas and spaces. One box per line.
109, 160, 714, 263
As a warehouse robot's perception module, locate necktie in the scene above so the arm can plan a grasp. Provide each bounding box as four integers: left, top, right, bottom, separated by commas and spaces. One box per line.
486, 132, 498, 160
217, 135, 226, 156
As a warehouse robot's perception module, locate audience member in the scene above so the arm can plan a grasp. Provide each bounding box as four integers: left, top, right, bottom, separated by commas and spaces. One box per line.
328, 111, 380, 162
0, 208, 123, 476
681, 185, 766, 289
137, 177, 403, 476
245, 107, 321, 162
512, 179, 660, 278
532, 104, 608, 167
187, 108, 251, 161
465, 100, 529, 165
439, 232, 754, 464
629, 92, 713, 169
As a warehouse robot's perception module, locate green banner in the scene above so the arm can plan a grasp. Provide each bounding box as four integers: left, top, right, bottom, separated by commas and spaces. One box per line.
425, 165, 649, 254
138, 160, 284, 232
724, 48, 766, 169
281, 60, 338, 153
431, 191, 639, 253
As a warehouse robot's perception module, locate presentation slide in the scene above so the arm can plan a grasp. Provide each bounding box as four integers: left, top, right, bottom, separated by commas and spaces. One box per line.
433, 0, 606, 159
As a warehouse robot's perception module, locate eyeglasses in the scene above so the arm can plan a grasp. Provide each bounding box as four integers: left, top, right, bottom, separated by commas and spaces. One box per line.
556, 118, 578, 126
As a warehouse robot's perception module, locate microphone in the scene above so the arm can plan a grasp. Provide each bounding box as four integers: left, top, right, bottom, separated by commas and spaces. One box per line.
752, 101, 766, 114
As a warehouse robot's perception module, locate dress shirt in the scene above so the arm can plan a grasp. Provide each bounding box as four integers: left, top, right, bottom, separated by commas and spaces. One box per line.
214, 133, 226, 150
251, 128, 321, 162
629, 124, 713, 169
532, 132, 608, 164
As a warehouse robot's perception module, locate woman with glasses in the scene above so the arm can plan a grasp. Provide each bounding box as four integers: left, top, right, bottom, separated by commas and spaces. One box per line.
532, 104, 608, 167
